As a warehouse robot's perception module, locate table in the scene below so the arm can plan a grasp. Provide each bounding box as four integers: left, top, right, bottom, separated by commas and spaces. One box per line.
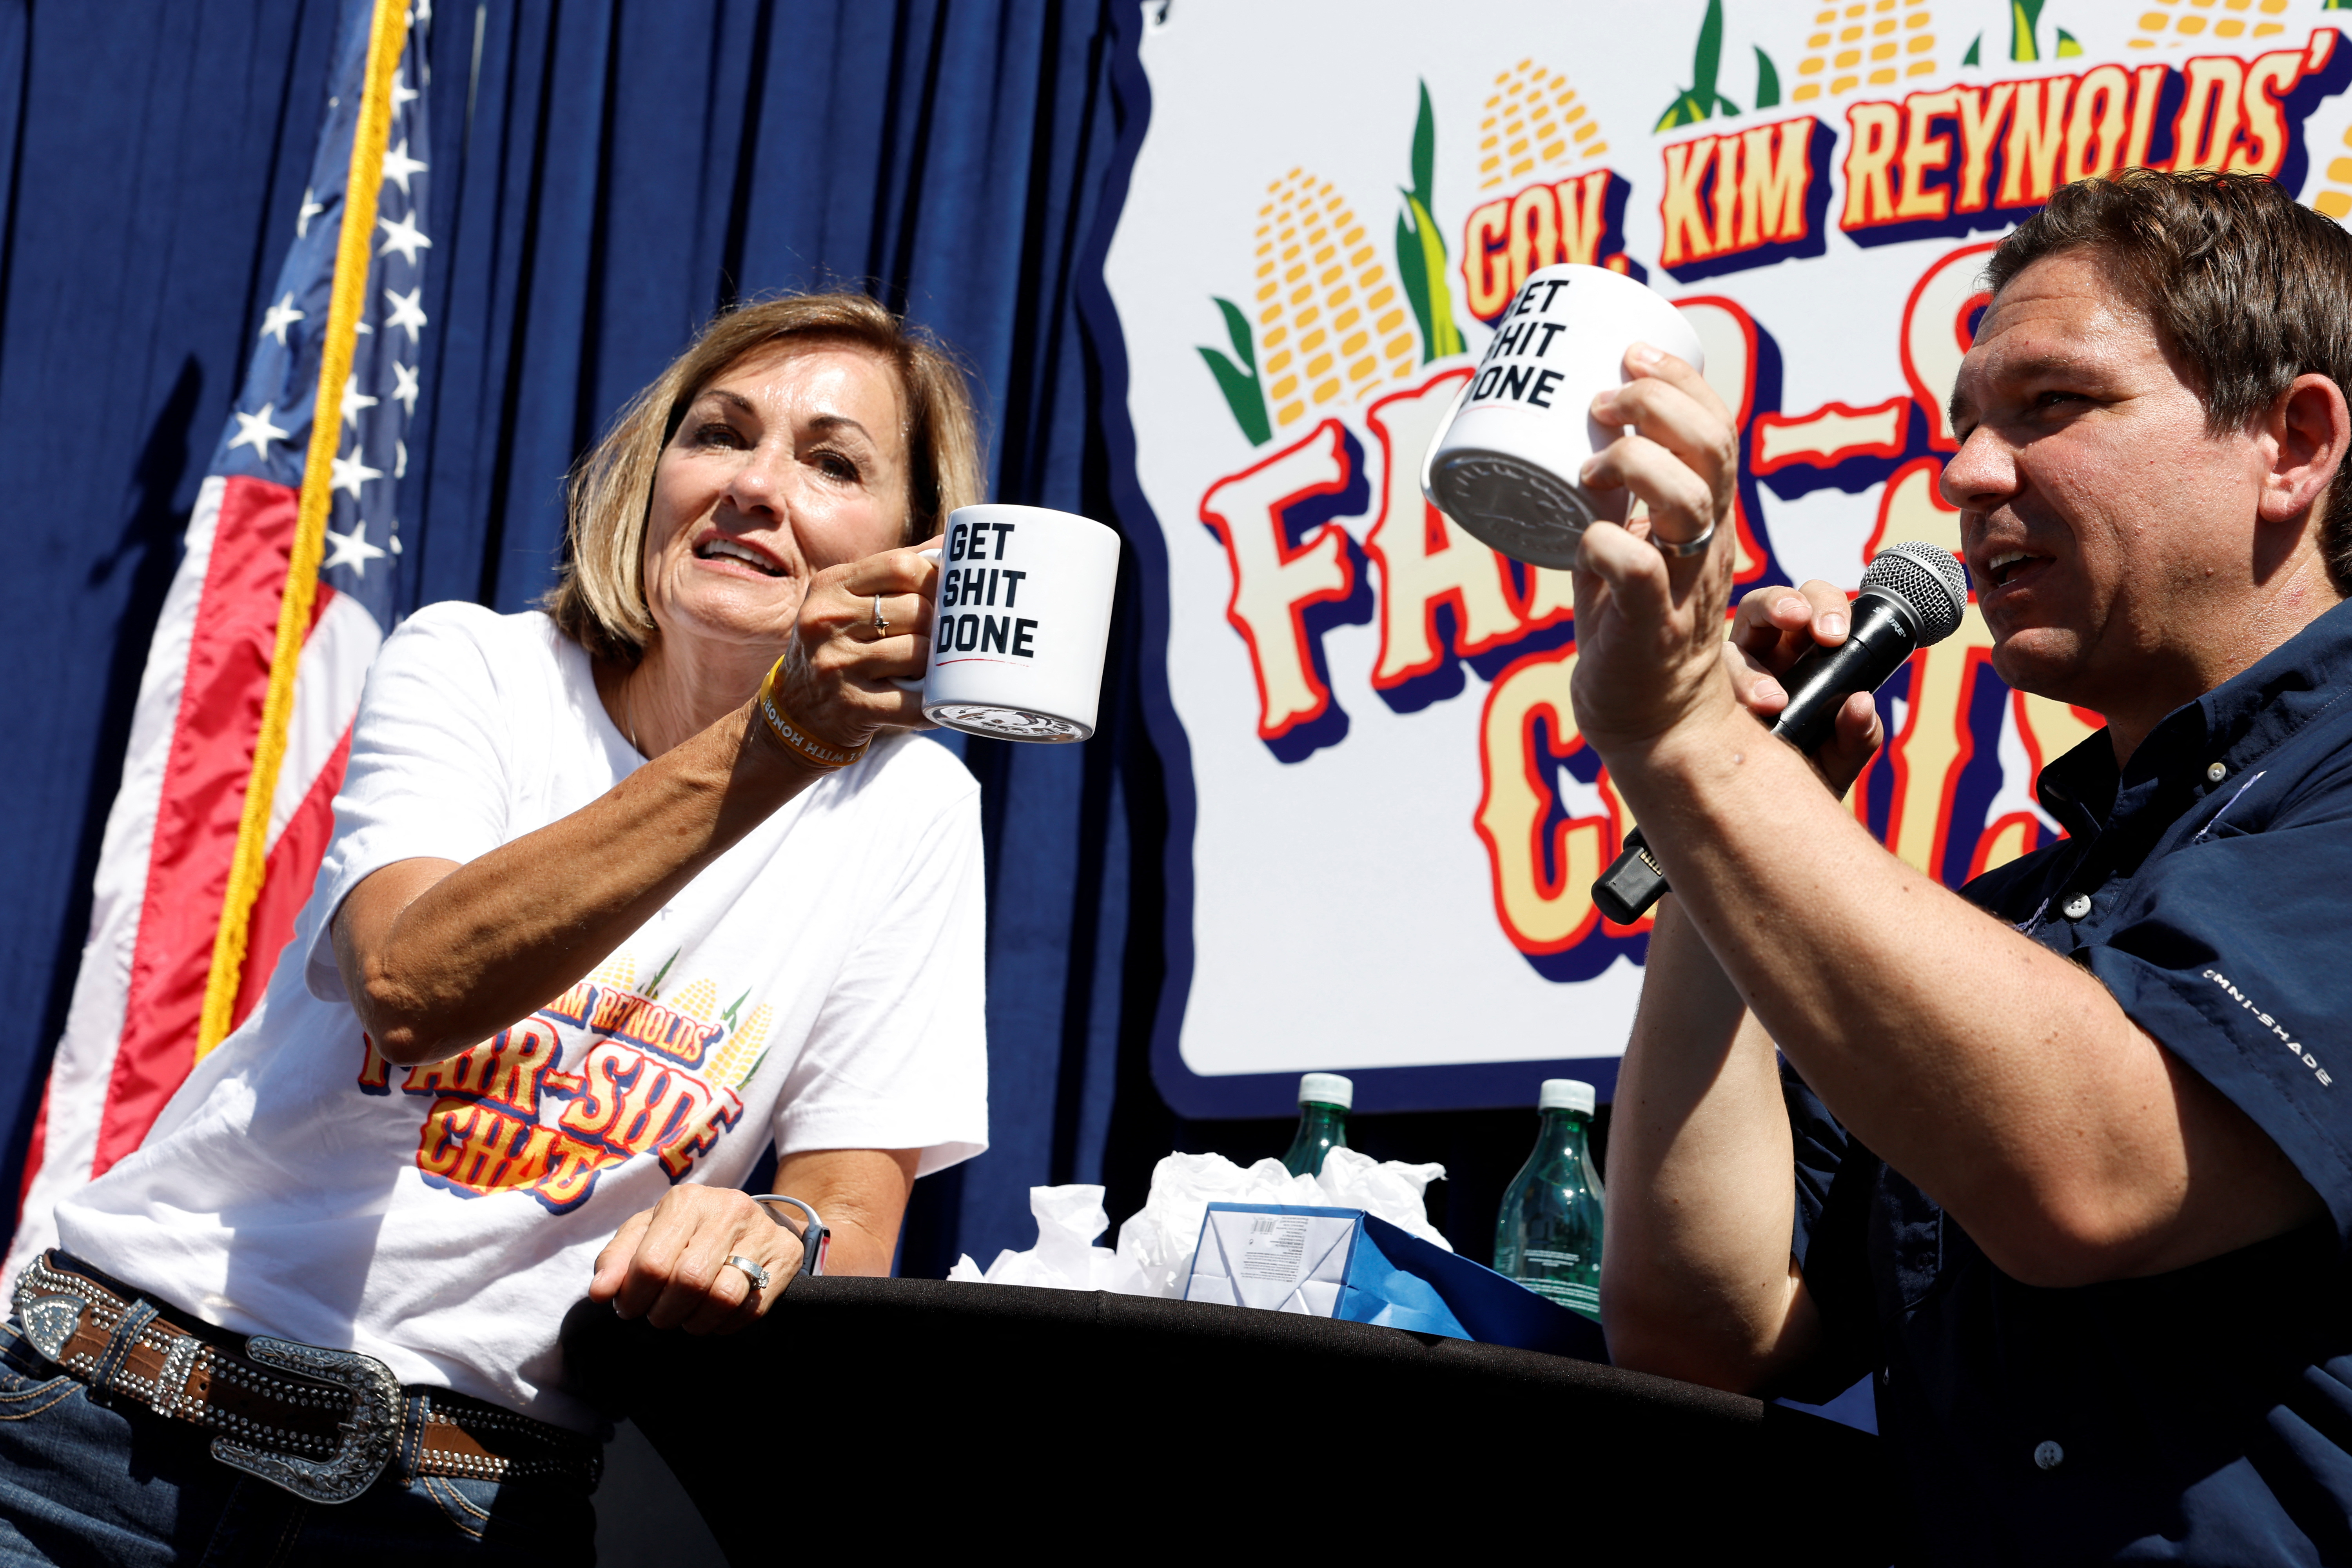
563, 1277, 1904, 1561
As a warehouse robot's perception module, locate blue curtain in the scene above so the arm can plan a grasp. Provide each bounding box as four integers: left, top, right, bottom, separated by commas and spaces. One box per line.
0, 0, 1158, 1274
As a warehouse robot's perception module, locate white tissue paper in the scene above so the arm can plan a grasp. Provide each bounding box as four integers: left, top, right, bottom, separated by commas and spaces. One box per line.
944, 1183, 1145, 1291
946, 1147, 1448, 1297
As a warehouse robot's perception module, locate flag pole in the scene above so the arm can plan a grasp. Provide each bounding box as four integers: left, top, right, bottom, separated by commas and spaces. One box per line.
196, 0, 413, 1059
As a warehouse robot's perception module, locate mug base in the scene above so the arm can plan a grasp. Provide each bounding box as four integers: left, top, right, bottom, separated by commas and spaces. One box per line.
1427, 447, 1599, 569
926, 702, 1092, 743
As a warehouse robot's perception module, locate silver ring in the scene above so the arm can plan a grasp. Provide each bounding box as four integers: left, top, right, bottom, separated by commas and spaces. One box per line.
873, 594, 891, 636
726, 1254, 772, 1293
1651, 520, 1717, 559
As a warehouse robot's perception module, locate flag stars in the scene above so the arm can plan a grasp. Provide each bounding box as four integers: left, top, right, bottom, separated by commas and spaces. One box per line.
227, 403, 292, 460
258, 293, 305, 346
323, 521, 388, 577
391, 360, 421, 416
382, 285, 428, 343
380, 138, 427, 197
391, 68, 418, 110
341, 374, 379, 429
296, 188, 325, 238
377, 210, 432, 265
329, 445, 384, 500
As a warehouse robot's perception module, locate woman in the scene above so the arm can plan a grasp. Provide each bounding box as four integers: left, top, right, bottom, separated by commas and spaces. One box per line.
0, 294, 988, 1562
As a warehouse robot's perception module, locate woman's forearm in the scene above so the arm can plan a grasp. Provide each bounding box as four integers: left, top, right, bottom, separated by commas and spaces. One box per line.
1599, 895, 1817, 1391
336, 700, 818, 1063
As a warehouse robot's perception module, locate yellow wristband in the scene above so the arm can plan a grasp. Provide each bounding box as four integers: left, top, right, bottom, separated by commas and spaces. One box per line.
755, 658, 867, 770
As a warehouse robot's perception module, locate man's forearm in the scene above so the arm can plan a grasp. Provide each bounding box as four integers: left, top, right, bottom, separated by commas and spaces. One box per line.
1608, 706, 2222, 1285
1602, 897, 1817, 1390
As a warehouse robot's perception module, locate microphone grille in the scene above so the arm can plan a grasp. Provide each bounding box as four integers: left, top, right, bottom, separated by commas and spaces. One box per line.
1861, 541, 1969, 645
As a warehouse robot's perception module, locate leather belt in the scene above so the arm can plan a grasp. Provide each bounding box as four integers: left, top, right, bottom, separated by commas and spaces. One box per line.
11, 1251, 601, 1505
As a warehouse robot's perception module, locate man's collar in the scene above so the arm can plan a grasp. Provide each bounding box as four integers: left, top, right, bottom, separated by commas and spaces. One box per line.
2034, 597, 2352, 835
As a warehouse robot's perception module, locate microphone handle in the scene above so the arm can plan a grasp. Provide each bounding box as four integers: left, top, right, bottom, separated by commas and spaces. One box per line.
1590, 591, 1924, 926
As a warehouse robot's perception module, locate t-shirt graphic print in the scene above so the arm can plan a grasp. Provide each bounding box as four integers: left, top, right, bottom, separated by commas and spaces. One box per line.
52, 605, 987, 1432
365, 949, 783, 1212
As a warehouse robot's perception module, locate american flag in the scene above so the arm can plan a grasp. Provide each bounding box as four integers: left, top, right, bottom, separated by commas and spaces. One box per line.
7, 0, 432, 1276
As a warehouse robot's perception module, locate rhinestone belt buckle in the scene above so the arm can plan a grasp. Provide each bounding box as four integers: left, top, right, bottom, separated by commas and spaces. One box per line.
210, 1337, 402, 1506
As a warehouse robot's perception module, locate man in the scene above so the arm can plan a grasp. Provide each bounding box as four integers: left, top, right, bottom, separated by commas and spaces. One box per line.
1584, 169, 2352, 1563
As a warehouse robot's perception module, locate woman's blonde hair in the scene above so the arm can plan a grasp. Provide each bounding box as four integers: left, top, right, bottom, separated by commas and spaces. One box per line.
545, 292, 986, 662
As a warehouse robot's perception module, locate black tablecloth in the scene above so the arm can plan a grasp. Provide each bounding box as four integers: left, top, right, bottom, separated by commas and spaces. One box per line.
564, 1277, 1903, 1562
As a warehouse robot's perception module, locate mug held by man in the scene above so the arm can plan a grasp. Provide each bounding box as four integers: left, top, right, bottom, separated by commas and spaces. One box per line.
1423, 263, 1705, 569
922, 503, 1121, 742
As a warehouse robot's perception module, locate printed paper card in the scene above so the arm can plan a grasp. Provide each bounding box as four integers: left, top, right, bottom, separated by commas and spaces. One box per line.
1182, 1203, 1364, 1314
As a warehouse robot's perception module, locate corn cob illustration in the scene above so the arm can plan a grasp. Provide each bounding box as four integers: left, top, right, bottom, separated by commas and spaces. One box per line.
2129, 0, 2290, 52
1792, 0, 1941, 102
704, 1002, 775, 1090
1201, 169, 1418, 442
2312, 122, 2352, 221
664, 976, 717, 1025
586, 953, 636, 993
1201, 83, 1466, 445
1480, 60, 1608, 191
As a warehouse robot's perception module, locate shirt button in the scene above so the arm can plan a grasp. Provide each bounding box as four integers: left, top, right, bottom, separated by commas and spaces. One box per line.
2206, 760, 2229, 784
2034, 1440, 2065, 1471
2062, 894, 2092, 920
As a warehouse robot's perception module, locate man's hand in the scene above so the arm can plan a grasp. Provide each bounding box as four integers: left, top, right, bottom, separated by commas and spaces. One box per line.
1725, 579, 1886, 797
1568, 345, 1745, 759
590, 1186, 804, 1335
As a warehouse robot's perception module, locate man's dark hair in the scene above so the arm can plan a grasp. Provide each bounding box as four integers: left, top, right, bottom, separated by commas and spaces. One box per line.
1986, 169, 2352, 592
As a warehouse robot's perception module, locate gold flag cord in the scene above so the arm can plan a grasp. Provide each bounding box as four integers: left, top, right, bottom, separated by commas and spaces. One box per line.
195, 0, 414, 1059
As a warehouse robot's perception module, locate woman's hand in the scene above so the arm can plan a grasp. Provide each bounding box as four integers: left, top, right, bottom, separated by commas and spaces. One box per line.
590, 1187, 805, 1335
1566, 346, 1744, 762
766, 535, 942, 752
1725, 579, 1885, 798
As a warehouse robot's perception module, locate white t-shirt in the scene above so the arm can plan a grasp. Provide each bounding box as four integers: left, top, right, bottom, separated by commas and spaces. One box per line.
55, 604, 988, 1433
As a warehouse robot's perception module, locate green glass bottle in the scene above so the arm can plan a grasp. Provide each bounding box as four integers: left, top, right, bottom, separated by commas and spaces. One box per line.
1493, 1079, 1604, 1319
1280, 1073, 1353, 1178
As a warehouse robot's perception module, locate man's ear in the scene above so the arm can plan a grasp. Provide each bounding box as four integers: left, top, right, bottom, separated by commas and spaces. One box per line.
2259, 373, 2352, 527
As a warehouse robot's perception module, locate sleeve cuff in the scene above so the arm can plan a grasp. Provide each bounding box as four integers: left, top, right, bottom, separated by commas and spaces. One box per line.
2085, 943, 2352, 1248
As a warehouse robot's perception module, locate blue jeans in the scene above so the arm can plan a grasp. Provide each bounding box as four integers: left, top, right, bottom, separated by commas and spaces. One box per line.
0, 1316, 599, 1566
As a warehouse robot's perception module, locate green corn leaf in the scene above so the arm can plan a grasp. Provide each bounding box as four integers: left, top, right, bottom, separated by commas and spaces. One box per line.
1655, 90, 1707, 132
1410, 81, 1437, 212
1213, 296, 1256, 372
2054, 27, 2082, 56
1395, 207, 1437, 356
1963, 33, 1981, 66
1755, 47, 1780, 110
2011, 0, 2043, 62
1716, 93, 1742, 117
1691, 0, 1723, 111
1407, 193, 1464, 360
645, 948, 679, 999
1198, 345, 1272, 447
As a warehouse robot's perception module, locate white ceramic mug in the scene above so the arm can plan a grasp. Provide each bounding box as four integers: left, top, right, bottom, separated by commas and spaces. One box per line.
1421, 263, 1705, 569
909, 505, 1120, 742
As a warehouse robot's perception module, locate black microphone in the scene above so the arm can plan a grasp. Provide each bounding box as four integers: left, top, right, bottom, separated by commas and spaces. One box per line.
1590, 540, 1971, 926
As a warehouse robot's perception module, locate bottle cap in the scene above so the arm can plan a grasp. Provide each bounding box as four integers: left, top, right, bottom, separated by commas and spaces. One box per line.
1298, 1073, 1353, 1110
1539, 1078, 1595, 1115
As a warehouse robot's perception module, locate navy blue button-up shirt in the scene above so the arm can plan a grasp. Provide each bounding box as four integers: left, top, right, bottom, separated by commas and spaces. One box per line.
1786, 597, 2352, 1566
